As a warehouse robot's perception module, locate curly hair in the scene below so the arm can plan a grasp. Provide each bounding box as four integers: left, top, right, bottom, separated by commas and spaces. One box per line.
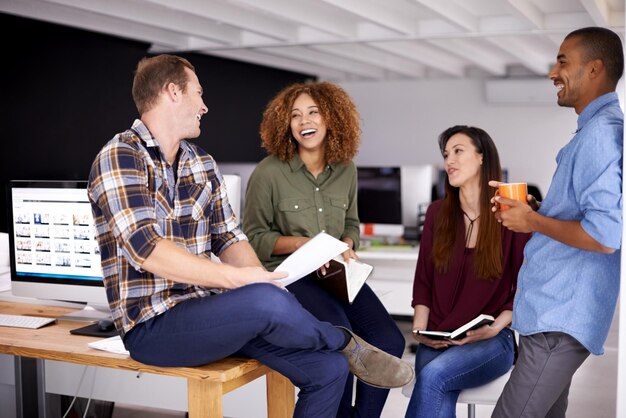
259, 81, 361, 164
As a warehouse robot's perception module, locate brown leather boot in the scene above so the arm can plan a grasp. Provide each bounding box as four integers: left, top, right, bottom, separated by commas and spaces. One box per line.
338, 326, 414, 388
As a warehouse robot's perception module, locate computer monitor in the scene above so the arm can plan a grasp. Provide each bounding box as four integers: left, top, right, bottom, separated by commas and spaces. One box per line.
357, 165, 435, 227
357, 167, 403, 225
7, 180, 109, 321
400, 165, 435, 228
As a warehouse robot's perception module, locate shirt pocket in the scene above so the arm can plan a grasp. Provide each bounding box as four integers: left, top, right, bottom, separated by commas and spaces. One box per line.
154, 176, 175, 236
178, 182, 213, 253
277, 198, 315, 234
326, 197, 348, 234
190, 182, 214, 221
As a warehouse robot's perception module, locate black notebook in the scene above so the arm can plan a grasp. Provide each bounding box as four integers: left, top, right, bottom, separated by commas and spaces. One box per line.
413, 314, 495, 340
314, 258, 373, 304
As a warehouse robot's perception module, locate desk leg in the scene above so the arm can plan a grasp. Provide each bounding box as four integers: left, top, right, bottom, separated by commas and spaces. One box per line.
266, 370, 295, 418
14, 357, 46, 418
188, 379, 222, 418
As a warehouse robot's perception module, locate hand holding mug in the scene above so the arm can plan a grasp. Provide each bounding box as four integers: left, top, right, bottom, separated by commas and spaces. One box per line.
495, 182, 528, 210
489, 181, 536, 233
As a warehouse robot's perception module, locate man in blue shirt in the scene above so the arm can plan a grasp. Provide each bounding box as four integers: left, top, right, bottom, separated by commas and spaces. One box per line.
491, 27, 623, 417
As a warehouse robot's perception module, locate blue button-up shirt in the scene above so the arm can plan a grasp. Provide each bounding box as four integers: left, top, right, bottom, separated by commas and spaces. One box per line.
512, 92, 623, 355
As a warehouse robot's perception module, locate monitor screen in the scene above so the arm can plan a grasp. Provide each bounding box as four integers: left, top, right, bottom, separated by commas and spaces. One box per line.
357, 167, 402, 225
7, 180, 109, 320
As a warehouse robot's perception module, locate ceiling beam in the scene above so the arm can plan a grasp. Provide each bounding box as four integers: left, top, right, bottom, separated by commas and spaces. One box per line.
428, 39, 508, 76
0, 0, 188, 48
142, 0, 297, 41
580, 0, 610, 26
507, 0, 545, 29
231, 0, 357, 39
544, 12, 595, 29
3, 0, 623, 83
486, 36, 552, 75
258, 46, 388, 79
318, 0, 418, 35
313, 44, 425, 78
41, 0, 240, 45
579, 0, 613, 26
203, 49, 344, 80
371, 41, 466, 77
414, 0, 479, 32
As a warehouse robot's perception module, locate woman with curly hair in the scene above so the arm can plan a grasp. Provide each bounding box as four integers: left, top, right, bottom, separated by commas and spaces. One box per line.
244, 81, 406, 418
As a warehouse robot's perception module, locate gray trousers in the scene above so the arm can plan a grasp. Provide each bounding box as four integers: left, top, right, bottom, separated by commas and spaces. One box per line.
491, 332, 590, 418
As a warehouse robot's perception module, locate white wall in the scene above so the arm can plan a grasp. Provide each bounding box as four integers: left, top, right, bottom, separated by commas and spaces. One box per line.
340, 78, 582, 197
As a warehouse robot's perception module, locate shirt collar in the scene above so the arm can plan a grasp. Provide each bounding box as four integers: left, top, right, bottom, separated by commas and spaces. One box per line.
131, 119, 157, 147
577, 92, 619, 132
130, 119, 191, 160
287, 153, 336, 173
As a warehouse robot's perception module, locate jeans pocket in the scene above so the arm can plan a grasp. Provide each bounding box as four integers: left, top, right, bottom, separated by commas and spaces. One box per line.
541, 331, 562, 352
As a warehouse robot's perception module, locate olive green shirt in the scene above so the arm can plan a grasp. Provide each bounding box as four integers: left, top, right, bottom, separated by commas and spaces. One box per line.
244, 154, 360, 271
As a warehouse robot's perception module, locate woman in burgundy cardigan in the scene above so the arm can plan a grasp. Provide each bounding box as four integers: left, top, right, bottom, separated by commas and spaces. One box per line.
405, 126, 530, 418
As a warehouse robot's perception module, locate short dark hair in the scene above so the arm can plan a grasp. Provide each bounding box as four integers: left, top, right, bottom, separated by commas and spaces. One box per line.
565, 27, 624, 87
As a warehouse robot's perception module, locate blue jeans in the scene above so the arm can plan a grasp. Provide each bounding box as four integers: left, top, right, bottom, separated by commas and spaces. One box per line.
405, 328, 515, 418
288, 275, 406, 418
124, 283, 350, 418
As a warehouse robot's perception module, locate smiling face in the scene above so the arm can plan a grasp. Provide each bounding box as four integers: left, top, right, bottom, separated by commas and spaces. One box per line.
549, 36, 594, 114
178, 68, 208, 139
290, 93, 327, 155
443, 133, 483, 189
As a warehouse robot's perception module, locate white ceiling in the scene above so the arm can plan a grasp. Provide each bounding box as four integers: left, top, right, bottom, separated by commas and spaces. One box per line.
2, 0, 624, 81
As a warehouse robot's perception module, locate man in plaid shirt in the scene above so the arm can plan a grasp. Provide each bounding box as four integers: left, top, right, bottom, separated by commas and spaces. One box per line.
88, 54, 413, 417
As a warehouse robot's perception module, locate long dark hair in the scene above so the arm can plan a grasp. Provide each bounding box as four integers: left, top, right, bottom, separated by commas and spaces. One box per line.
433, 125, 503, 280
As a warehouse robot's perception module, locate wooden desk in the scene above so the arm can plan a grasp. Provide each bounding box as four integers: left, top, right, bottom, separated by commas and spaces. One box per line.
0, 301, 295, 418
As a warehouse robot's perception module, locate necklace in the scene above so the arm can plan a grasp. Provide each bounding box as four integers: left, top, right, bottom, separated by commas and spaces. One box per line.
462, 210, 480, 249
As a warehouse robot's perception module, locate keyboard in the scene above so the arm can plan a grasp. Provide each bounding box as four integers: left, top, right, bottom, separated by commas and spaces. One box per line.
0, 313, 57, 329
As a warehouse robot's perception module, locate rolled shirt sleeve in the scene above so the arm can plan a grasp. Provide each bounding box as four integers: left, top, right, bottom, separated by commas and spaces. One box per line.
575, 116, 622, 250
88, 141, 164, 271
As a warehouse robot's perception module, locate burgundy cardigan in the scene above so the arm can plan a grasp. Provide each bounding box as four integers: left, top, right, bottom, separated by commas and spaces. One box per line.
412, 200, 530, 332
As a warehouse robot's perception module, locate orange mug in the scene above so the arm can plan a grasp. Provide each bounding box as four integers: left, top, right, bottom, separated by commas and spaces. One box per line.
496, 183, 528, 210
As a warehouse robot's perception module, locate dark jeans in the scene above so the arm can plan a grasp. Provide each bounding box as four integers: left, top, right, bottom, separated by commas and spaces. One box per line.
124, 283, 350, 418
288, 275, 406, 418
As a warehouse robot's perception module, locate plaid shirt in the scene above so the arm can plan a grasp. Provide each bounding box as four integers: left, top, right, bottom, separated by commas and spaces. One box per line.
88, 119, 245, 336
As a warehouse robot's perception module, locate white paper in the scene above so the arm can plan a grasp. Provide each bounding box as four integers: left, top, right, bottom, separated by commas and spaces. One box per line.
87, 335, 130, 355
275, 232, 349, 286
344, 258, 373, 302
